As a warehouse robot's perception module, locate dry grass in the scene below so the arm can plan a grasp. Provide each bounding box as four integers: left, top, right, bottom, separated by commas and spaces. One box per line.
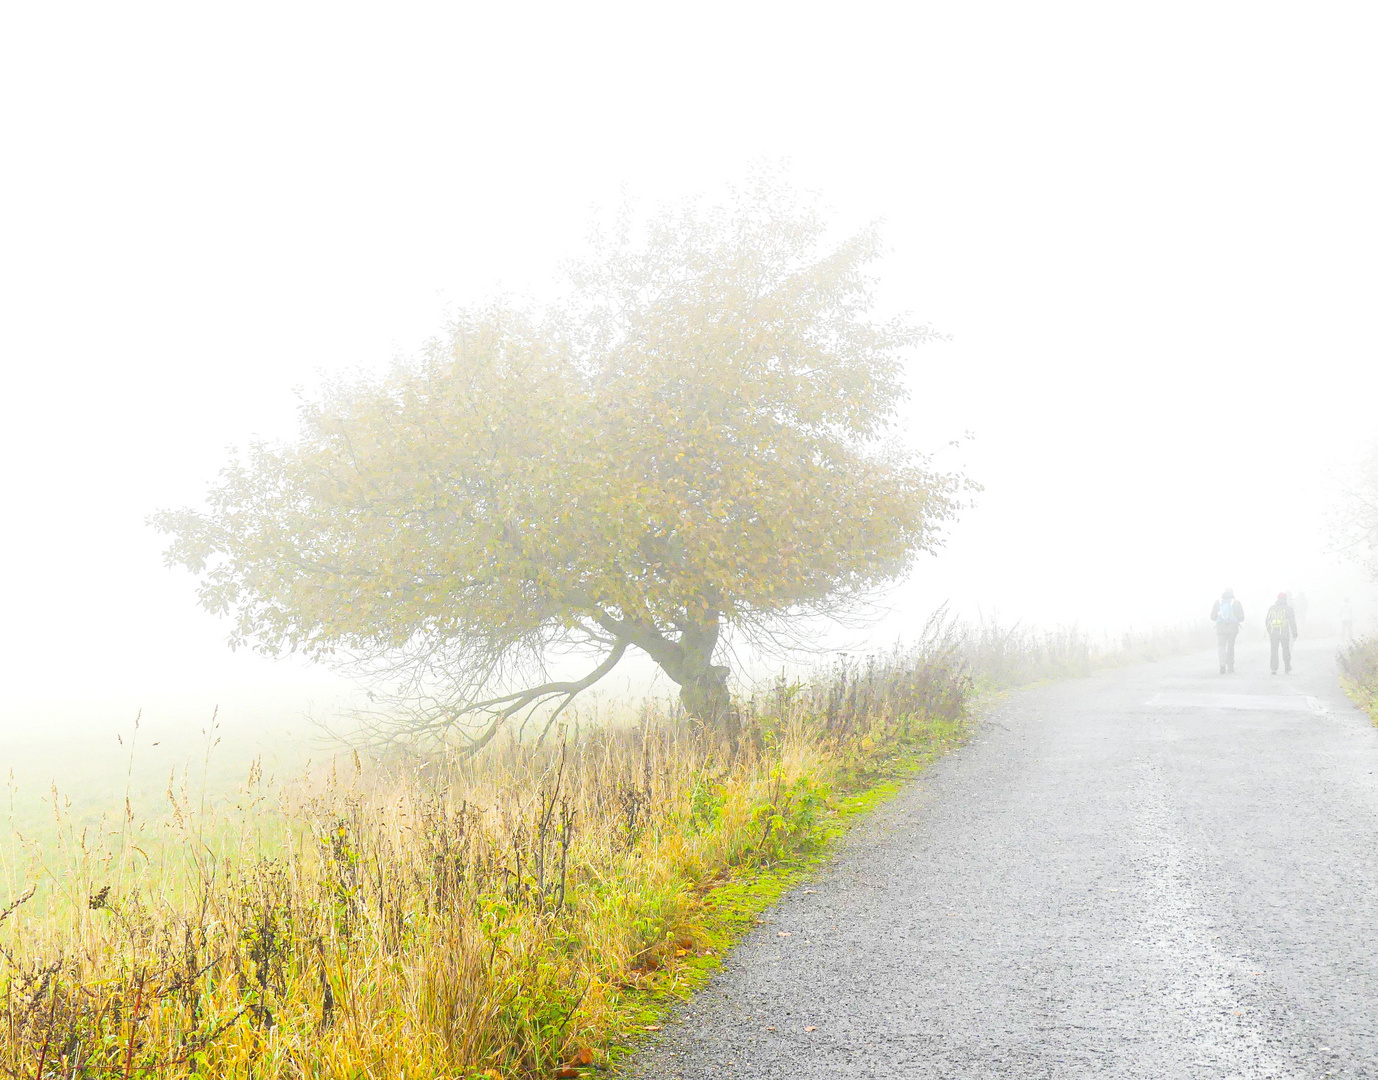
954, 615, 1213, 689
1339, 635, 1378, 723
0, 615, 1205, 1078
0, 634, 971, 1080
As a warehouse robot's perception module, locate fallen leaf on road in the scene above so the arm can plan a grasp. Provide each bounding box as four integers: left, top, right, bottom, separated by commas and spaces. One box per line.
643, 1024, 661, 1031
805, 1026, 817, 1032
777, 931, 792, 937
554, 1071, 581, 1079
766, 1026, 776, 1031
563, 1047, 594, 1067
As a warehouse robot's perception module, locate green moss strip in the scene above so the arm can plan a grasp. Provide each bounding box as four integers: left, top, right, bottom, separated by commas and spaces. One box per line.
596, 718, 968, 1075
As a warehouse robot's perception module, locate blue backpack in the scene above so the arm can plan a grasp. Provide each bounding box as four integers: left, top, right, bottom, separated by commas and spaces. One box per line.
1217, 598, 1238, 625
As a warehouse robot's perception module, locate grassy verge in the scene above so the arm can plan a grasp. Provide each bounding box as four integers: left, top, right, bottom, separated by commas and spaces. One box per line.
958, 615, 1215, 689
0, 639, 973, 1080
594, 710, 967, 1074
1339, 635, 1378, 724
0, 618, 1200, 1079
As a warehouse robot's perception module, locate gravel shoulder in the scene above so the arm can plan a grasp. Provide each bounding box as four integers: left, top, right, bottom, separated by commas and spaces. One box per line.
624, 638, 1378, 1079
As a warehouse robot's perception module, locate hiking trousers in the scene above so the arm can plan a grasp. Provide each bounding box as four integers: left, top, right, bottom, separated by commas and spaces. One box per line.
1216, 625, 1239, 671
1270, 631, 1292, 673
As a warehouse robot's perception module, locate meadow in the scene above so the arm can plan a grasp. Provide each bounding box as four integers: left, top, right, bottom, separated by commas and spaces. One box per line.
0, 617, 1205, 1079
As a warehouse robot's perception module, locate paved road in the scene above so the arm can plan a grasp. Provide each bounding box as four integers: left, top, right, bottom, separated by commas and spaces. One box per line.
628, 639, 1378, 1078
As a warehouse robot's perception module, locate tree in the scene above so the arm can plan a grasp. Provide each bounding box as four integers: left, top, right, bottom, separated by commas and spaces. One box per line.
1335, 438, 1378, 582
153, 177, 966, 749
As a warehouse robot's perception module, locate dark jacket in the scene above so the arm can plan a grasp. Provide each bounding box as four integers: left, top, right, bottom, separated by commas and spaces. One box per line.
1265, 601, 1298, 639
1210, 597, 1244, 629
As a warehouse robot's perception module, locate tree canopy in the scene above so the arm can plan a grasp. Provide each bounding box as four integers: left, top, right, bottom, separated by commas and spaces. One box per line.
154, 177, 967, 747
1335, 439, 1378, 582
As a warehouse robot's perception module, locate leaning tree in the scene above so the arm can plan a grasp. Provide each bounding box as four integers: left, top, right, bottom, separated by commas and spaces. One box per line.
153, 177, 966, 749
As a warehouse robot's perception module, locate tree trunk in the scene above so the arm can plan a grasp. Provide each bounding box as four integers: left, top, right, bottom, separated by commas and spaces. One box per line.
595, 609, 737, 734
678, 662, 733, 728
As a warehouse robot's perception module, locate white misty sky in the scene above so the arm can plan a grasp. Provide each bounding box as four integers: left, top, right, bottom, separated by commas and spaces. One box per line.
1, 1, 1376, 776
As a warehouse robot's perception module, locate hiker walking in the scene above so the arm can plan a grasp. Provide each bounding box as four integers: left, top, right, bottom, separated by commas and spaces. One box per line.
1266, 591, 1299, 674
1211, 588, 1244, 674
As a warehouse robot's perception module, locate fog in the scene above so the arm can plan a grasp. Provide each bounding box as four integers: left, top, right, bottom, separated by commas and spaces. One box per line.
2, 2, 1376, 802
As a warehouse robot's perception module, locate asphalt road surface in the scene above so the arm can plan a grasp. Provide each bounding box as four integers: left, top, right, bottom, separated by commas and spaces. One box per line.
627, 639, 1378, 1078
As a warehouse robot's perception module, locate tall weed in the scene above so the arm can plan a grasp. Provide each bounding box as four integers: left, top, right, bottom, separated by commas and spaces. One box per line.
1339, 635, 1378, 723
957, 614, 1212, 688
0, 633, 970, 1079
0, 614, 1206, 1077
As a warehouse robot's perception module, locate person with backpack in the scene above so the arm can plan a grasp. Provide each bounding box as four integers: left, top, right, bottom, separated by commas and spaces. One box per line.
1265, 591, 1299, 674
1210, 588, 1244, 674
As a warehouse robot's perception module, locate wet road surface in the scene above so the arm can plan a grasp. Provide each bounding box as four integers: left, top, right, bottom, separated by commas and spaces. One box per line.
627, 639, 1378, 1078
